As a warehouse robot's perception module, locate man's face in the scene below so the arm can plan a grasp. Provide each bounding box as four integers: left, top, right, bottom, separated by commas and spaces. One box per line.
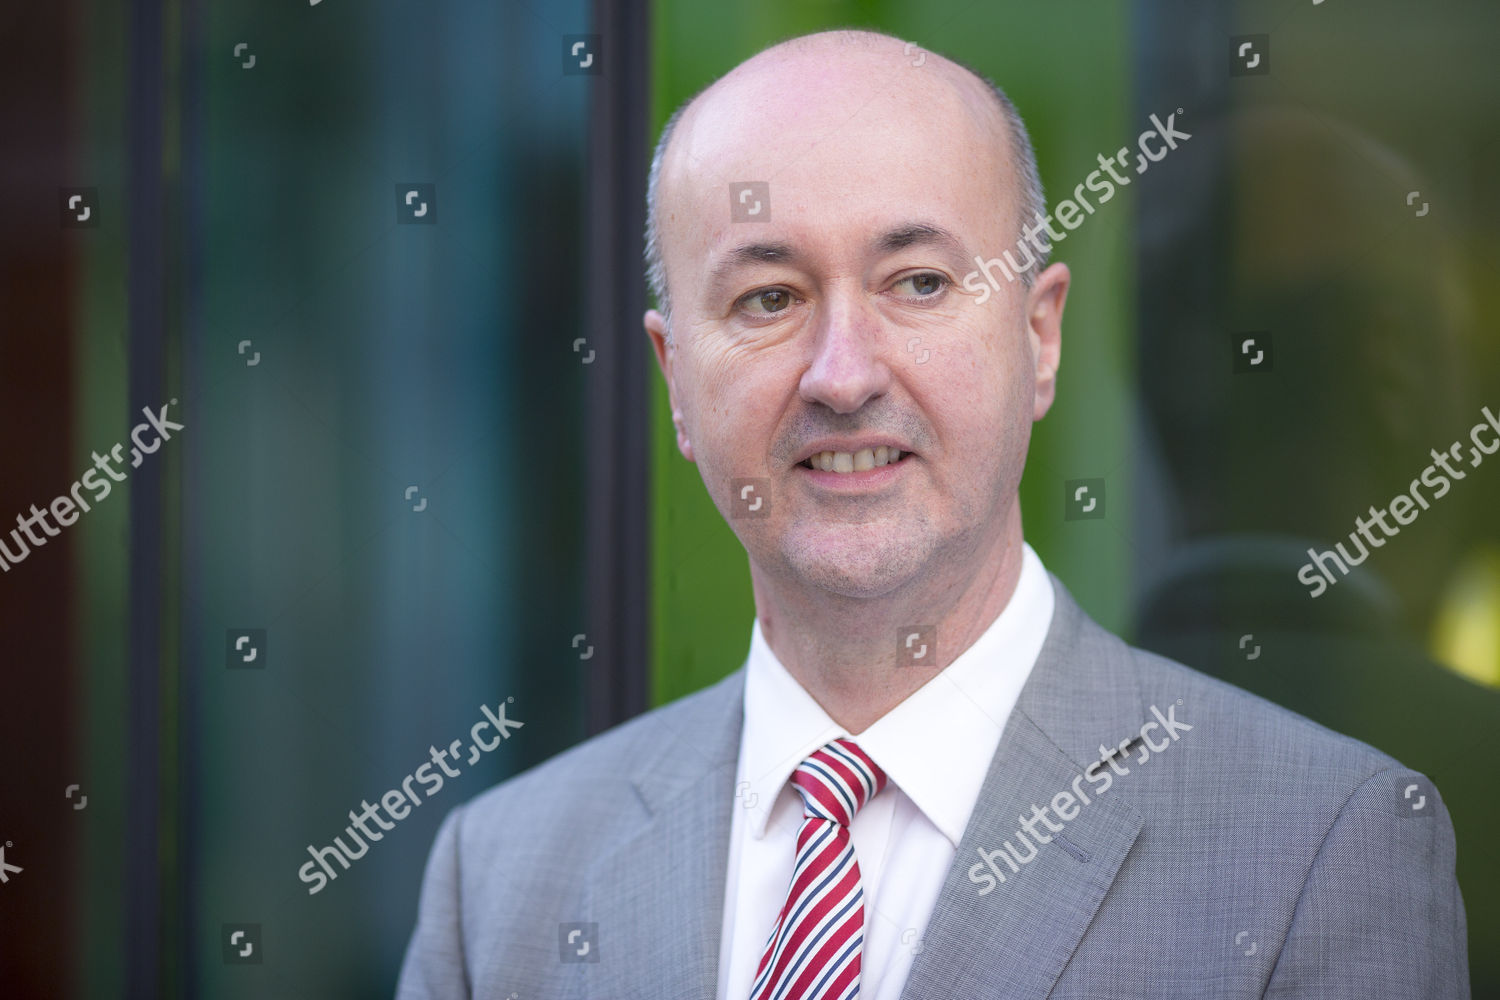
647, 47, 1065, 600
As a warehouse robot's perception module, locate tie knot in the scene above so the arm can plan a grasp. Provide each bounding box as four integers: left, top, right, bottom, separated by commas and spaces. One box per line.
790, 738, 887, 827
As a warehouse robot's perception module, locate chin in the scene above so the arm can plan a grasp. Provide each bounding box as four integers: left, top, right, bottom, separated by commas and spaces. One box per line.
780, 528, 931, 600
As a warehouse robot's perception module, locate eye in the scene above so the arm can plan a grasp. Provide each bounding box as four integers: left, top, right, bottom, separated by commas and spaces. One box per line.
892, 272, 949, 299
737, 287, 795, 316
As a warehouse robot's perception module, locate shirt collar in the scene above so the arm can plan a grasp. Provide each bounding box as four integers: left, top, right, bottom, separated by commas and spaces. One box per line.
739, 542, 1055, 845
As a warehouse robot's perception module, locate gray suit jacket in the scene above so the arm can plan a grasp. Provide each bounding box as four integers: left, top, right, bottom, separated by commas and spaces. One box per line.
396, 574, 1469, 998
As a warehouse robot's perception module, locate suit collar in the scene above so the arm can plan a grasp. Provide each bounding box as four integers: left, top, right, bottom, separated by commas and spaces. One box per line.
580, 572, 1146, 1000
1011, 572, 1150, 771
898, 574, 1147, 1000
580, 668, 745, 1000
739, 542, 1056, 847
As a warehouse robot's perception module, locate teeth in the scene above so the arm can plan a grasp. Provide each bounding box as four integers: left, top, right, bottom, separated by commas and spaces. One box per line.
804, 447, 906, 473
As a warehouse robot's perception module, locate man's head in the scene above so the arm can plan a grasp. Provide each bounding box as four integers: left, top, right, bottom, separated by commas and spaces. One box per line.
644, 29, 1068, 602
644, 34, 1052, 329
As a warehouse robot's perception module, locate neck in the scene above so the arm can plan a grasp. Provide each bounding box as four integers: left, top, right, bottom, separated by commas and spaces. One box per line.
751, 506, 1027, 734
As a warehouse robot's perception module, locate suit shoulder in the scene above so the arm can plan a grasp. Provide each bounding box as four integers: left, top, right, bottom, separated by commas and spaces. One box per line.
456, 669, 742, 832
1123, 639, 1407, 777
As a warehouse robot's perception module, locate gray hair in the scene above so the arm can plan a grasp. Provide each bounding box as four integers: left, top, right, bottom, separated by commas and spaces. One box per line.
643, 48, 1048, 337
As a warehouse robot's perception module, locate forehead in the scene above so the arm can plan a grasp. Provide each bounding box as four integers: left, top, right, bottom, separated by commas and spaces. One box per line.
660, 47, 1016, 273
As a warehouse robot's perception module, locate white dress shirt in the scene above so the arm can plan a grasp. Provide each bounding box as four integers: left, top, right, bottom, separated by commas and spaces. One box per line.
715, 542, 1055, 1000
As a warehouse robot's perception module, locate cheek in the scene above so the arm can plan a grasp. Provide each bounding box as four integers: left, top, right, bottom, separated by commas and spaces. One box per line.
975, 316, 1036, 401
929, 325, 1034, 444
681, 344, 782, 447
693, 347, 744, 405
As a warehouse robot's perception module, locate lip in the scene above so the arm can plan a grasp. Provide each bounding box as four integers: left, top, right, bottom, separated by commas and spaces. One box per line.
795, 451, 915, 490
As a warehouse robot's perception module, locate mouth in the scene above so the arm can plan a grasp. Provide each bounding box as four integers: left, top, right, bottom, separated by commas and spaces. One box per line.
797, 445, 914, 475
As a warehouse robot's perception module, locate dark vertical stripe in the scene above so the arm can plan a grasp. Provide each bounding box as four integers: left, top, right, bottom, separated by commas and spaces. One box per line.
125, 0, 164, 996
0, 0, 78, 994
583, 0, 651, 734
178, 0, 204, 993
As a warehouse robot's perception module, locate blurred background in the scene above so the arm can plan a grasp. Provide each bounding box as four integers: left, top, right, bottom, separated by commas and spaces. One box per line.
1, 0, 1495, 997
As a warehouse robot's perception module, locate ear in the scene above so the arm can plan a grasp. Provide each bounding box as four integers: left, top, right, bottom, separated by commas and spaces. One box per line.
645, 308, 694, 462
1025, 262, 1069, 421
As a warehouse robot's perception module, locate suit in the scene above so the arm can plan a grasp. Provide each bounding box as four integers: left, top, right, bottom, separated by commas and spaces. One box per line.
396, 573, 1469, 998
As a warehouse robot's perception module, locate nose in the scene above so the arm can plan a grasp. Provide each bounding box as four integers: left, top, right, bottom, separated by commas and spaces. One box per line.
798, 292, 893, 414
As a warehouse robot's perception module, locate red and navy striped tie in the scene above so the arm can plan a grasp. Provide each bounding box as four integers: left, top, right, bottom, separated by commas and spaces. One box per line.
750, 738, 888, 1000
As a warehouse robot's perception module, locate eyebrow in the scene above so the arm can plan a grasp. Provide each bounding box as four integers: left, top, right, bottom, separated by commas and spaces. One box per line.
873, 222, 966, 258
708, 241, 800, 287
706, 222, 967, 290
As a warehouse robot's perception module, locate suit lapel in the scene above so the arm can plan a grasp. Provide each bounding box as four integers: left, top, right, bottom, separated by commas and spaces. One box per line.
580, 668, 744, 1000
899, 576, 1147, 1000
573, 575, 1145, 999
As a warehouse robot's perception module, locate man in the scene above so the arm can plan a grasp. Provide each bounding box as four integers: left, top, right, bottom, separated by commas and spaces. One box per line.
397, 29, 1467, 999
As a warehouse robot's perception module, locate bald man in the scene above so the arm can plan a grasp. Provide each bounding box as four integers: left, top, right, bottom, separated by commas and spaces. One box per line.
397, 30, 1467, 1000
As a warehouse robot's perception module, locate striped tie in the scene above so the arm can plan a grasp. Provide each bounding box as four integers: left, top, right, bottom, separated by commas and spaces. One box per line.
750, 738, 888, 1000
